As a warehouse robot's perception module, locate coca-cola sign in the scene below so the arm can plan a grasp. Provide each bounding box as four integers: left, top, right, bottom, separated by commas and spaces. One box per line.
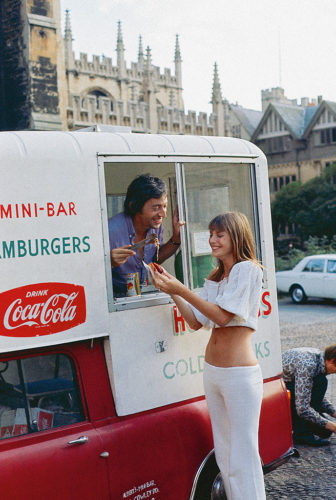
0, 283, 86, 337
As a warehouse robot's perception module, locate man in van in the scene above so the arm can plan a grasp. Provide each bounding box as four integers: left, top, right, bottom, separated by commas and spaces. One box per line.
282, 345, 336, 446
109, 174, 184, 297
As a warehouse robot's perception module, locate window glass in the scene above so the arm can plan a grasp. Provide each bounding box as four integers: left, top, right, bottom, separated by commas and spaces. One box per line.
182, 163, 258, 289
327, 260, 336, 273
104, 162, 178, 301
303, 259, 325, 273
0, 354, 84, 440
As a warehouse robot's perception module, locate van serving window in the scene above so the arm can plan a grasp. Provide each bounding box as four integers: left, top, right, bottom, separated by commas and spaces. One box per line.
180, 162, 258, 290
100, 159, 261, 312
0, 354, 84, 439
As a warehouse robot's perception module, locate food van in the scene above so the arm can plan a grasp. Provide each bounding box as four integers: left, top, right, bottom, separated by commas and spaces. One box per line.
0, 130, 294, 500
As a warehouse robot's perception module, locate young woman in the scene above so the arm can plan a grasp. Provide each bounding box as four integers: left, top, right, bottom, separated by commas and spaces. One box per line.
152, 212, 266, 500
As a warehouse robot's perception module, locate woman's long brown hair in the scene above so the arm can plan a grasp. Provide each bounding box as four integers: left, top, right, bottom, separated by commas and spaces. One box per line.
208, 212, 260, 282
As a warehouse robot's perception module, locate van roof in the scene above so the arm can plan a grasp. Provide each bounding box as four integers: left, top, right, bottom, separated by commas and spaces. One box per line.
0, 131, 264, 162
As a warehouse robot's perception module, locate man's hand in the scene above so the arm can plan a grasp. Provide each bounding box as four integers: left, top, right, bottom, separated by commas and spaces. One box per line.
325, 419, 336, 434
110, 245, 135, 267
171, 206, 185, 243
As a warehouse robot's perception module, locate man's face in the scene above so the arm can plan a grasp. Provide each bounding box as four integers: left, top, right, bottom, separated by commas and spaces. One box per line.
137, 195, 167, 229
325, 359, 336, 374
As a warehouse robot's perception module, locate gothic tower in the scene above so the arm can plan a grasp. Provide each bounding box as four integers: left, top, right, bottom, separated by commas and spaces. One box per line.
210, 62, 232, 136
0, 0, 65, 130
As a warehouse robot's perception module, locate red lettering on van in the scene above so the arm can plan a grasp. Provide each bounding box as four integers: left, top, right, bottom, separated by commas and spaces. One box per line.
258, 291, 272, 318
0, 283, 86, 337
172, 305, 186, 334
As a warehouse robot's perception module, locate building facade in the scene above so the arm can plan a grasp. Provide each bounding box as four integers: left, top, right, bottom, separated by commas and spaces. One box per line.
252, 98, 336, 199
0, 0, 335, 199
0, 0, 260, 138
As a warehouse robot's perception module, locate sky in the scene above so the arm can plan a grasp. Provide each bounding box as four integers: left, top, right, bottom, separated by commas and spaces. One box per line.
60, 0, 336, 114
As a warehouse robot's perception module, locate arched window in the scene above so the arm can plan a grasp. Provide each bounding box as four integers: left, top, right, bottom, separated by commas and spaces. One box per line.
82, 90, 113, 111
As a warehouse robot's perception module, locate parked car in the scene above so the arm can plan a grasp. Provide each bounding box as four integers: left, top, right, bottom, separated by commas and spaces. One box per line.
276, 254, 336, 304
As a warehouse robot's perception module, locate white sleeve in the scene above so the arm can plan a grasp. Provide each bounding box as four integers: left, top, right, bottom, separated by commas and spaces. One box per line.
189, 283, 211, 328
215, 261, 262, 323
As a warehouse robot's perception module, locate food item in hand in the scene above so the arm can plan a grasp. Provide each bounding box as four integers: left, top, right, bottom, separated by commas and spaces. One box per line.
153, 236, 160, 261
149, 262, 164, 274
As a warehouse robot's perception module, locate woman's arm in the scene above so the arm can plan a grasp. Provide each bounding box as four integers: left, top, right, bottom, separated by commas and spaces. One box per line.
178, 285, 234, 327
154, 271, 234, 327
170, 294, 203, 330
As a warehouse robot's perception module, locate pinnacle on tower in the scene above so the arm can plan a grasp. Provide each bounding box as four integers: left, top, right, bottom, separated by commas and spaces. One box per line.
64, 9, 74, 69
116, 20, 125, 53
138, 35, 145, 66
116, 20, 126, 77
174, 34, 182, 88
64, 9, 72, 40
212, 62, 223, 104
174, 34, 182, 62
145, 46, 152, 68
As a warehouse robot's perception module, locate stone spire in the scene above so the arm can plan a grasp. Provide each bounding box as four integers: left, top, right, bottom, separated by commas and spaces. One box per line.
64, 10, 74, 68
116, 20, 126, 78
211, 62, 223, 104
211, 62, 226, 136
145, 45, 152, 69
174, 34, 181, 62
174, 34, 182, 87
138, 35, 145, 69
64, 9, 72, 40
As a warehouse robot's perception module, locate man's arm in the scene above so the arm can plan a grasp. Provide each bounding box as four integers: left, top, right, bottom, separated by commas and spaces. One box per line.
157, 238, 181, 264
157, 206, 184, 264
294, 363, 331, 428
320, 397, 336, 417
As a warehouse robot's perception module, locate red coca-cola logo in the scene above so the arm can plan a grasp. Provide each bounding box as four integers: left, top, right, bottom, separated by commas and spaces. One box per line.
0, 283, 86, 337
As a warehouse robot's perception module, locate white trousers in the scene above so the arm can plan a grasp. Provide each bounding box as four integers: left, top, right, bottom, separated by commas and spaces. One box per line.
203, 362, 266, 500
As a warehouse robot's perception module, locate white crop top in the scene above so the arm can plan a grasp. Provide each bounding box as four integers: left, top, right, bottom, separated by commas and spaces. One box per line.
190, 260, 263, 331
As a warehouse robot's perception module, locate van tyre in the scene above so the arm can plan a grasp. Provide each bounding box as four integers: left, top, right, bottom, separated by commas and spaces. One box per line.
290, 285, 307, 304
192, 452, 227, 500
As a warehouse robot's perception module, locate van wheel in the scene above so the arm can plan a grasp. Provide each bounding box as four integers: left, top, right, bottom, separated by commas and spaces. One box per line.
290, 285, 307, 304
192, 452, 227, 500
211, 472, 227, 499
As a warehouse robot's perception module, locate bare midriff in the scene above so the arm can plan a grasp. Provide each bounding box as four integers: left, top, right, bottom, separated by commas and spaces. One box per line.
205, 325, 257, 367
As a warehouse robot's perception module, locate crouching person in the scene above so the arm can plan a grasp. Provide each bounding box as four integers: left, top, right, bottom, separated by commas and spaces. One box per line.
282, 345, 336, 446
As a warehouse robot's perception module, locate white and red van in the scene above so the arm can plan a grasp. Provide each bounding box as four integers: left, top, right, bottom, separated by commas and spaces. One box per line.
0, 130, 293, 500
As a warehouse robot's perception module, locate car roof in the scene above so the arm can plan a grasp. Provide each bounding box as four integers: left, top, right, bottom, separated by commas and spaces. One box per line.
303, 254, 336, 259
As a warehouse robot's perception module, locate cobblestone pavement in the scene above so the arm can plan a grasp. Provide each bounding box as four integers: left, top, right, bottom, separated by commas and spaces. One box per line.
264, 300, 336, 500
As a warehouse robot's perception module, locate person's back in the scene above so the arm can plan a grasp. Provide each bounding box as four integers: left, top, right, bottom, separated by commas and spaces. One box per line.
282, 345, 336, 446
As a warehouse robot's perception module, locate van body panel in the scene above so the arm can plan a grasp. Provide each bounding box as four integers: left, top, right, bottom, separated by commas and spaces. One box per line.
0, 131, 293, 498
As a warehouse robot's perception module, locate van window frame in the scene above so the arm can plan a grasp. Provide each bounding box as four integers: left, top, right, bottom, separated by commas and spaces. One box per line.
97, 154, 262, 312
0, 349, 86, 440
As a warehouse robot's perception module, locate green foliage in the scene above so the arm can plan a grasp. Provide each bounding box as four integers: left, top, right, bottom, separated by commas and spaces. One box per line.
275, 235, 336, 271
275, 248, 305, 271
271, 164, 336, 249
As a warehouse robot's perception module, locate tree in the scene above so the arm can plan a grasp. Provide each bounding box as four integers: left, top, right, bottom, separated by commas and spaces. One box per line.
272, 165, 336, 249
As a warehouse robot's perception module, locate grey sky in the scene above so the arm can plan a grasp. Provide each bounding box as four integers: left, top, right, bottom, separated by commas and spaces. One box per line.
60, 0, 336, 113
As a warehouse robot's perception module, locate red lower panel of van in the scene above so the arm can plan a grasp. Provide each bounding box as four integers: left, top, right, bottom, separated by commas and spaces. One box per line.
259, 376, 293, 466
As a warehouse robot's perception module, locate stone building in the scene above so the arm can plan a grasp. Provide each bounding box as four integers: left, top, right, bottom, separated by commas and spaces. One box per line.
0, 0, 335, 202
0, 0, 260, 138
252, 97, 336, 199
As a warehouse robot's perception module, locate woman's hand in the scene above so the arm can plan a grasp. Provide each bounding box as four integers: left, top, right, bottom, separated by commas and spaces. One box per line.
152, 268, 185, 296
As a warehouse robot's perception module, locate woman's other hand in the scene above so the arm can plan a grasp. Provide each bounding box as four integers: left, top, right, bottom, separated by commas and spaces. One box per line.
152, 268, 185, 295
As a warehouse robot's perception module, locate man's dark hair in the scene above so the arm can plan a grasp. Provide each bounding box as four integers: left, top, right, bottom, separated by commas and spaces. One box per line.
324, 344, 336, 363
124, 174, 166, 216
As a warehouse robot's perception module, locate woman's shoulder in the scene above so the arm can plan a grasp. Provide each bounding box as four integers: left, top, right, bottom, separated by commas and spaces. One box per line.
207, 268, 218, 281
231, 260, 262, 277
